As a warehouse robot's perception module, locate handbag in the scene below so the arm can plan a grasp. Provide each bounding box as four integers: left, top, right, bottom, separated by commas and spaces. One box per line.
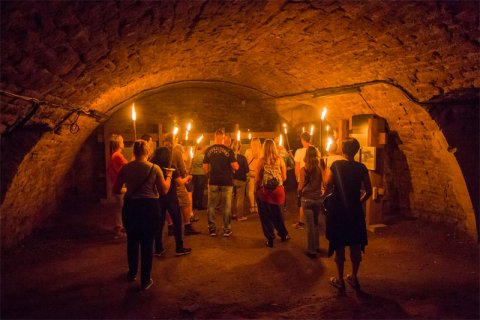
265, 177, 279, 189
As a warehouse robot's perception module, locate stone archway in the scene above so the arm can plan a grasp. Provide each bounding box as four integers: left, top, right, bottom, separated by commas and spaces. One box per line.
1, 1, 478, 249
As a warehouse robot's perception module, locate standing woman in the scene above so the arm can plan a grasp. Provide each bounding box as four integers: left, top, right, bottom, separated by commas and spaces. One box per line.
150, 147, 192, 256
113, 140, 172, 290
254, 139, 290, 248
107, 134, 128, 239
298, 146, 324, 259
325, 138, 372, 291
245, 138, 262, 215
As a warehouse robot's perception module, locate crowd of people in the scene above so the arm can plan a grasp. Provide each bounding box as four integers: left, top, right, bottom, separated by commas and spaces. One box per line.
109, 128, 372, 292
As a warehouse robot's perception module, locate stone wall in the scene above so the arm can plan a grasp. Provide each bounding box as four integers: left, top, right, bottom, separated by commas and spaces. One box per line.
276, 83, 477, 237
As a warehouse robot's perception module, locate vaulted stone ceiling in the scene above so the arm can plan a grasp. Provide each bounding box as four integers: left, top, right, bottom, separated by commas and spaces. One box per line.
1, 0, 478, 120
1, 0, 478, 249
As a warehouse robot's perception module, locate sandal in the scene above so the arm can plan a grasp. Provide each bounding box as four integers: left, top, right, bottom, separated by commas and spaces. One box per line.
345, 274, 361, 290
329, 276, 345, 290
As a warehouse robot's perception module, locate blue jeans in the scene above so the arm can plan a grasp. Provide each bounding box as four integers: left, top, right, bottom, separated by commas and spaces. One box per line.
207, 185, 233, 232
301, 198, 323, 254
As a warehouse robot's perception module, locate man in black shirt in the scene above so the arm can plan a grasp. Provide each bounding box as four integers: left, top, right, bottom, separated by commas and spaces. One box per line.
203, 129, 239, 237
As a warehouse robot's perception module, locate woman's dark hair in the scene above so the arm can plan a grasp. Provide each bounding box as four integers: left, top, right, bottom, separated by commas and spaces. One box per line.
342, 138, 360, 157
304, 146, 320, 175
151, 147, 171, 168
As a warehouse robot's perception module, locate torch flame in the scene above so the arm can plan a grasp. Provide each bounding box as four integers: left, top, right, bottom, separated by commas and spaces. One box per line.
310, 125, 314, 136
302, 126, 305, 133
321, 107, 327, 120
187, 122, 191, 131
279, 134, 283, 146
173, 126, 179, 136
326, 137, 333, 152
326, 124, 330, 132
237, 130, 241, 141
131, 103, 136, 121
190, 146, 194, 159
196, 134, 204, 144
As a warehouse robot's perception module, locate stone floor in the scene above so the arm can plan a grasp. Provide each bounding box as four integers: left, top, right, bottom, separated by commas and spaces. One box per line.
1, 193, 478, 319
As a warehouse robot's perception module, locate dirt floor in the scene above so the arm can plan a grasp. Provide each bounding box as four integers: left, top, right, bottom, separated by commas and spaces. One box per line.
1, 191, 479, 319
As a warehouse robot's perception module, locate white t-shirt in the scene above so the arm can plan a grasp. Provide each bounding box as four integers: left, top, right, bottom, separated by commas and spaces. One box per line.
294, 147, 307, 168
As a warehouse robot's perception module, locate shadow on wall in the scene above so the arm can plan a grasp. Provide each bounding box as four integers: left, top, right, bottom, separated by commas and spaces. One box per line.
426, 88, 479, 239
383, 129, 412, 216
0, 126, 47, 203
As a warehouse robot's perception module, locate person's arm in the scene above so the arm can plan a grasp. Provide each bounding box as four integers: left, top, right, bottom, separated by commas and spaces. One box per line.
360, 172, 372, 203
202, 163, 209, 175
280, 158, 287, 182
175, 175, 190, 186
254, 158, 264, 189
297, 167, 305, 193
325, 168, 334, 192
155, 166, 172, 194
230, 149, 239, 171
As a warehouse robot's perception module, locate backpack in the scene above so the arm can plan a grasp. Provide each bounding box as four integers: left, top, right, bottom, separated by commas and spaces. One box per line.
262, 159, 282, 190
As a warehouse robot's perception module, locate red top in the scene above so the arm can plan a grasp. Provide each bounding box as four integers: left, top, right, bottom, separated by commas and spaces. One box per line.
107, 151, 128, 184
256, 186, 285, 205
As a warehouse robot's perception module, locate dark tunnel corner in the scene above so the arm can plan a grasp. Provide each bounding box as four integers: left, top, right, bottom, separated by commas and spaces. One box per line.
426, 87, 479, 240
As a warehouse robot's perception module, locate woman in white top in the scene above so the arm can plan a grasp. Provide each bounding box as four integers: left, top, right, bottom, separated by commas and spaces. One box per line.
113, 140, 172, 290
245, 138, 262, 214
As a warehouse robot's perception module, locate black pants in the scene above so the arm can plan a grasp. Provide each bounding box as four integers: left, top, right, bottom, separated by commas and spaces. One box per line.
122, 198, 159, 286
155, 196, 183, 251
256, 198, 288, 241
192, 175, 207, 210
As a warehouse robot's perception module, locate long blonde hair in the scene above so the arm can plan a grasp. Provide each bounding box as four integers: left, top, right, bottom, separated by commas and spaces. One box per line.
250, 138, 262, 158
261, 139, 280, 165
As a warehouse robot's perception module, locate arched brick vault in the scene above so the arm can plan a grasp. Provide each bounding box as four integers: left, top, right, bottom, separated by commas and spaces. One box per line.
0, 0, 478, 249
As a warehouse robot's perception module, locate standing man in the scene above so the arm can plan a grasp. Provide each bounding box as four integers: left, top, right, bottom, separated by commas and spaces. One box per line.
203, 129, 239, 237
293, 131, 312, 229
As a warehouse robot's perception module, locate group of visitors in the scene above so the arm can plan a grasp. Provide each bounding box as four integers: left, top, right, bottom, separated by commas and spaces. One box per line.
108, 128, 372, 292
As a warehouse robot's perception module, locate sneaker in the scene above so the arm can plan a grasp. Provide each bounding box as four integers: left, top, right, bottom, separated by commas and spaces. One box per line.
184, 225, 201, 236
141, 279, 153, 291
209, 230, 217, 236
292, 222, 305, 230
154, 248, 166, 257
127, 273, 137, 282
223, 230, 232, 237
175, 247, 192, 256
237, 216, 248, 221
265, 239, 274, 248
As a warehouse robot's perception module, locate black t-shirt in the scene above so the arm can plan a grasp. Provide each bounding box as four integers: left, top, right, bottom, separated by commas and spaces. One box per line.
233, 154, 249, 181
330, 160, 368, 212
203, 144, 236, 186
